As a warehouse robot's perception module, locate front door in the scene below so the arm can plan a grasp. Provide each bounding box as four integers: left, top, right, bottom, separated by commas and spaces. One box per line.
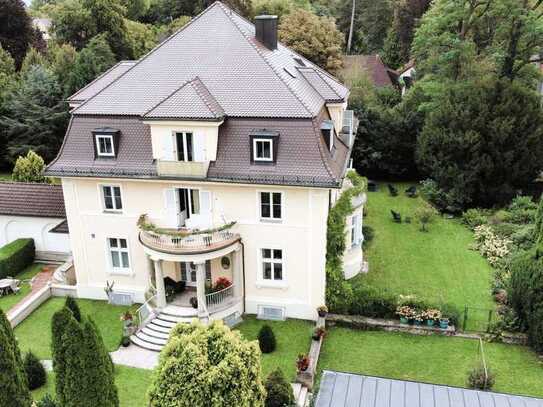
180, 262, 197, 287
178, 188, 189, 227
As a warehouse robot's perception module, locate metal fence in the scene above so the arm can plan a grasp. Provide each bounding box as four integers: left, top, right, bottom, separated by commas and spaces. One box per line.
461, 305, 496, 333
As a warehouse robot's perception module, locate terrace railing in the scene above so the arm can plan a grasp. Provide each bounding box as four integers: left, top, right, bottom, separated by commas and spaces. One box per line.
205, 284, 235, 310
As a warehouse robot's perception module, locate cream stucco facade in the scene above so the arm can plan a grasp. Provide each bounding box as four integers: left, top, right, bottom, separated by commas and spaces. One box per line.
62, 176, 330, 320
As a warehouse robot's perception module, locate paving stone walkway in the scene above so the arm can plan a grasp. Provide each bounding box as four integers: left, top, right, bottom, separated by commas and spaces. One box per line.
7, 265, 54, 318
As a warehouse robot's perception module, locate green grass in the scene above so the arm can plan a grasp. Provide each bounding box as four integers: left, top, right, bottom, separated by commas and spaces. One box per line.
0, 263, 44, 312
14, 297, 132, 359
31, 366, 153, 406
0, 172, 11, 181
318, 328, 543, 398
356, 182, 495, 319
235, 316, 313, 381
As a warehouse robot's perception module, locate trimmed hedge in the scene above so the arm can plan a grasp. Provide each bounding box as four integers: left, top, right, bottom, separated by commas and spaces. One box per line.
0, 238, 35, 279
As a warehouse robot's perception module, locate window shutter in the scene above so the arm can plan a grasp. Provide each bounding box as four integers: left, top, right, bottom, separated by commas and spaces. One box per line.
164, 188, 179, 228
199, 191, 212, 228
162, 134, 176, 160
193, 133, 206, 162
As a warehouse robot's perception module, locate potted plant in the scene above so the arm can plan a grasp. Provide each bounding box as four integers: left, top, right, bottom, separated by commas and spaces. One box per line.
423, 309, 441, 327
190, 297, 198, 309
396, 305, 415, 324
121, 336, 131, 347
439, 318, 450, 330
296, 353, 310, 372
213, 277, 232, 291
413, 312, 423, 326
312, 327, 326, 341
317, 305, 328, 318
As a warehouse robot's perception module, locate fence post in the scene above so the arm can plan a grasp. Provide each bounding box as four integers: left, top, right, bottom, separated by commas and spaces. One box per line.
463, 305, 468, 332
486, 309, 493, 333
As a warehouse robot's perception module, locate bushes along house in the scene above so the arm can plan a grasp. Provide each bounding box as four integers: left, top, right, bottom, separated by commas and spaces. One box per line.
0, 238, 35, 279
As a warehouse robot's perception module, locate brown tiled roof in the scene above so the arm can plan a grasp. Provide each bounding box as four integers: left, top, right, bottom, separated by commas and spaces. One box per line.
46, 116, 157, 178
143, 77, 225, 121
72, 2, 348, 118
0, 182, 66, 218
343, 55, 397, 87
68, 61, 137, 103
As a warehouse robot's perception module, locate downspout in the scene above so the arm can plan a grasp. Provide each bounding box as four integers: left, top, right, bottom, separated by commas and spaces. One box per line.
240, 241, 246, 315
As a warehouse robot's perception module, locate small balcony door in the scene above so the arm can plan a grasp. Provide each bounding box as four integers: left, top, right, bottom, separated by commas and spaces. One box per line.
165, 187, 212, 229
180, 261, 211, 287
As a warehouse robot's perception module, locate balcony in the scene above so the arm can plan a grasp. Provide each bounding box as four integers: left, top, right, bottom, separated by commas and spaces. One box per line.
156, 160, 209, 178
138, 216, 240, 255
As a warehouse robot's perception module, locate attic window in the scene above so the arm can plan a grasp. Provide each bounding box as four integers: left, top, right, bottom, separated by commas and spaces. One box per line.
96, 135, 115, 157
321, 120, 334, 151
250, 130, 280, 164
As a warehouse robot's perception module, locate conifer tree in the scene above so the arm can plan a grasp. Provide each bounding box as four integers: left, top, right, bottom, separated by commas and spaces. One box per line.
0, 308, 32, 407
65, 296, 81, 322
51, 307, 74, 405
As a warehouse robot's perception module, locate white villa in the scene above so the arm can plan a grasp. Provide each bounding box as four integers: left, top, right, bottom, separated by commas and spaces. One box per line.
45, 1, 365, 351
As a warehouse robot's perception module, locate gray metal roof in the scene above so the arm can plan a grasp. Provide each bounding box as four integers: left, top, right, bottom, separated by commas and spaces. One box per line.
68, 61, 137, 102
72, 2, 349, 118
315, 371, 543, 407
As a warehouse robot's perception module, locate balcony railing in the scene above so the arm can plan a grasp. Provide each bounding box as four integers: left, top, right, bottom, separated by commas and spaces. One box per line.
156, 160, 209, 178
139, 225, 240, 254
206, 284, 235, 310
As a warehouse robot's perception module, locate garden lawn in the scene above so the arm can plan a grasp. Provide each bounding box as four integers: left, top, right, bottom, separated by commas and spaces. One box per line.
236, 316, 313, 381
31, 366, 153, 407
318, 328, 543, 398
356, 182, 495, 318
0, 172, 10, 181
14, 297, 132, 359
0, 263, 44, 312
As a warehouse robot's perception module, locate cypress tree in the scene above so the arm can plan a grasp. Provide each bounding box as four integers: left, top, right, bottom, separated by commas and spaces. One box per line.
65, 296, 81, 322
0, 308, 32, 407
51, 307, 74, 405
62, 315, 87, 407
257, 324, 276, 354
23, 351, 47, 390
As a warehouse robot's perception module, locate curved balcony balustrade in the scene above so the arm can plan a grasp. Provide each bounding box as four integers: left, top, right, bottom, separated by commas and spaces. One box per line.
138, 218, 240, 255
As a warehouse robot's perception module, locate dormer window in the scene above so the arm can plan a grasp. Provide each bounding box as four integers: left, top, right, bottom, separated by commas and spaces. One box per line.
253, 138, 273, 162
93, 128, 120, 159
321, 120, 334, 152
96, 134, 115, 157
250, 130, 279, 164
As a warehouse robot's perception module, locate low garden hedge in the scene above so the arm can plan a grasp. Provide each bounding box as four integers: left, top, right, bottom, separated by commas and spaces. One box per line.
0, 238, 35, 279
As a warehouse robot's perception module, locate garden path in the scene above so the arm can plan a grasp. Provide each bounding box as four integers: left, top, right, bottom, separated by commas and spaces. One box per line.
7, 265, 54, 319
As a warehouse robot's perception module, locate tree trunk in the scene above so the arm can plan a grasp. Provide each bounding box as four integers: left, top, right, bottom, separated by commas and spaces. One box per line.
347, 0, 356, 53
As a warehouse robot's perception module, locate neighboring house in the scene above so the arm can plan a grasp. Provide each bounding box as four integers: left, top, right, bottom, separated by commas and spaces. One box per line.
32, 18, 51, 41
315, 371, 543, 407
46, 2, 363, 350
398, 59, 416, 96
0, 182, 71, 258
343, 55, 399, 88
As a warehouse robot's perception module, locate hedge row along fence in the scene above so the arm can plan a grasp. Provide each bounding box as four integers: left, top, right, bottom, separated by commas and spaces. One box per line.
0, 238, 35, 279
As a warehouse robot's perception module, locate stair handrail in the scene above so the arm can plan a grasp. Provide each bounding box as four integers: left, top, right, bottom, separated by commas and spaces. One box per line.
136, 294, 157, 328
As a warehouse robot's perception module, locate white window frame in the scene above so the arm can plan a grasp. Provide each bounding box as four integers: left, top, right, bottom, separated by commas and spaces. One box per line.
253, 138, 274, 162
175, 131, 194, 162
95, 134, 115, 157
99, 184, 123, 212
349, 213, 362, 248
259, 191, 283, 221
106, 237, 131, 274
257, 247, 286, 288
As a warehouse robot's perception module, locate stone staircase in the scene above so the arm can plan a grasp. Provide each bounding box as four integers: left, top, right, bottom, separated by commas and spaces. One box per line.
291, 383, 311, 407
130, 305, 199, 352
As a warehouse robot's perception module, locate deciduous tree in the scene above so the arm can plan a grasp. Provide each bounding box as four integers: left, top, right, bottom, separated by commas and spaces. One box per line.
12, 150, 49, 183
279, 9, 343, 75
0, 0, 34, 70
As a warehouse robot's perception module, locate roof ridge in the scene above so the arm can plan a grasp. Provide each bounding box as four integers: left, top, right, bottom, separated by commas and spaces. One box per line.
71, 3, 222, 115
68, 60, 132, 101
216, 2, 314, 117
190, 76, 224, 118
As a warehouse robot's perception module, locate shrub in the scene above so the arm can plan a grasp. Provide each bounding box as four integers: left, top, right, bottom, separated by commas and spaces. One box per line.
473, 225, 511, 267
503, 209, 536, 224
491, 222, 518, 238
12, 150, 49, 183
24, 351, 46, 390
362, 225, 374, 247
462, 209, 489, 230
36, 394, 59, 407
510, 225, 535, 250
65, 296, 81, 322
527, 306, 543, 353
508, 195, 537, 212
264, 369, 294, 407
415, 203, 438, 232
0, 238, 35, 279
467, 364, 495, 390
148, 321, 265, 407
349, 285, 397, 319
258, 324, 276, 354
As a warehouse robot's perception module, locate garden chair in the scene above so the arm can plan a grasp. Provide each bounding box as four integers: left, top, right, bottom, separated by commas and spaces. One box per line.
390, 210, 402, 223
405, 185, 418, 198
9, 280, 21, 295
388, 184, 398, 196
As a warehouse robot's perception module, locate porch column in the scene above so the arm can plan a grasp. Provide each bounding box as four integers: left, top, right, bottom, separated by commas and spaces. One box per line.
154, 259, 167, 309
233, 247, 243, 299
195, 261, 208, 319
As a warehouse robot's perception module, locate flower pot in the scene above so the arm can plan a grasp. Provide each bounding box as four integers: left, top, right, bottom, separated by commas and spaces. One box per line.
439, 319, 449, 330
312, 334, 321, 341
408, 319, 415, 325
318, 310, 327, 318
414, 320, 422, 326
190, 297, 198, 309
121, 337, 131, 347
399, 317, 409, 324
426, 319, 435, 327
